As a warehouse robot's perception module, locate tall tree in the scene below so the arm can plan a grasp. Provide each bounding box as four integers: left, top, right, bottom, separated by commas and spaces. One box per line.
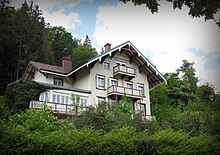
49, 26, 80, 66
83, 35, 92, 47
0, 1, 51, 95
72, 45, 98, 68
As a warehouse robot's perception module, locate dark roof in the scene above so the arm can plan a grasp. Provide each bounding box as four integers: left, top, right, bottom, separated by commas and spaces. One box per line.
23, 41, 166, 89
30, 61, 66, 73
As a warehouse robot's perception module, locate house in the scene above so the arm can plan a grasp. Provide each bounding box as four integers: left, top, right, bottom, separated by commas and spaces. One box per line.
23, 41, 166, 118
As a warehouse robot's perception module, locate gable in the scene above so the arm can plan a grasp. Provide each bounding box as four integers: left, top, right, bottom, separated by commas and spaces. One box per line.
67, 41, 166, 89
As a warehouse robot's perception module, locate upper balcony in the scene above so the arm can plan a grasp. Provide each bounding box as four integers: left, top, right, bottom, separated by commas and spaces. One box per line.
107, 85, 145, 100
113, 65, 135, 79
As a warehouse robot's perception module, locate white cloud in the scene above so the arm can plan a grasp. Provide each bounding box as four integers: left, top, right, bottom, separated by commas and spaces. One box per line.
93, 1, 220, 92
44, 10, 82, 30
11, 0, 82, 30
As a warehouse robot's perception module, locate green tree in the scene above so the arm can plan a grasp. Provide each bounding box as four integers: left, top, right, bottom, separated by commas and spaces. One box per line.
120, 0, 220, 27
49, 26, 80, 65
83, 35, 92, 47
5, 79, 49, 113
72, 45, 98, 68
0, 1, 52, 95
197, 83, 215, 104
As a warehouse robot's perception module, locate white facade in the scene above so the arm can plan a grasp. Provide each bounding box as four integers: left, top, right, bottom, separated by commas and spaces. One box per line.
24, 41, 166, 117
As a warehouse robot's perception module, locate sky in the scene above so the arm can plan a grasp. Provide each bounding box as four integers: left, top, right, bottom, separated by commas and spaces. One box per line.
12, 0, 220, 92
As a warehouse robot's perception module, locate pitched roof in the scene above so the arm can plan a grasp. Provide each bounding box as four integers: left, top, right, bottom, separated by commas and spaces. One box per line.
23, 41, 166, 89
67, 41, 167, 89
30, 61, 65, 73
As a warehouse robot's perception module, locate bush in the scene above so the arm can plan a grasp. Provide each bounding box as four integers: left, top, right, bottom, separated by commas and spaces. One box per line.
0, 96, 10, 122
5, 79, 49, 113
179, 134, 220, 155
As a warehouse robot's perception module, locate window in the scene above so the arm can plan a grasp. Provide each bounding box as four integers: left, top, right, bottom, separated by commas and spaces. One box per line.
61, 96, 69, 104
140, 103, 146, 115
39, 92, 49, 102
97, 75, 105, 89
97, 97, 105, 104
126, 82, 133, 89
111, 78, 118, 86
80, 97, 88, 106
52, 93, 69, 104
109, 99, 116, 108
54, 78, 63, 86
104, 61, 110, 70
138, 83, 145, 96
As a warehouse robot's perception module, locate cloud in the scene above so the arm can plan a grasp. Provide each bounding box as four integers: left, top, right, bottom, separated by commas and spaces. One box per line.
93, 1, 220, 92
187, 48, 205, 57
11, 0, 82, 31
204, 53, 220, 69
44, 10, 82, 30
187, 48, 220, 69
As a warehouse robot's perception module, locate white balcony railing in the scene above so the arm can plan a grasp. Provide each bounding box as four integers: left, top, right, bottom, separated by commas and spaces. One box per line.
29, 101, 89, 115
107, 85, 145, 99
113, 65, 135, 77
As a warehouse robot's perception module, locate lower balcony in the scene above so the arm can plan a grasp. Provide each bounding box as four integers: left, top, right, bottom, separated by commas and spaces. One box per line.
107, 85, 145, 100
29, 100, 89, 115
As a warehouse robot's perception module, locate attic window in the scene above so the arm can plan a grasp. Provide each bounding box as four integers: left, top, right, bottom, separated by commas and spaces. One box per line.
104, 61, 110, 70
54, 78, 63, 86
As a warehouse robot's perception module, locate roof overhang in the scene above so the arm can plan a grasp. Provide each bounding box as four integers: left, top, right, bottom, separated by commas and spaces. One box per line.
67, 41, 167, 89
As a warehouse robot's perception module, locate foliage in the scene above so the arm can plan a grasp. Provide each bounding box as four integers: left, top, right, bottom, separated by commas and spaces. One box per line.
0, 96, 10, 122
0, 1, 80, 95
72, 45, 98, 68
172, 110, 205, 136
83, 35, 92, 47
120, 0, 220, 27
0, 0, 52, 95
5, 79, 49, 113
49, 26, 80, 66
197, 83, 215, 103
69, 93, 81, 115
1, 108, 220, 154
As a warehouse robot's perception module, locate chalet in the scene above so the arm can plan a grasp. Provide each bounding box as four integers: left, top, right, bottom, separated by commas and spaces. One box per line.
23, 41, 166, 118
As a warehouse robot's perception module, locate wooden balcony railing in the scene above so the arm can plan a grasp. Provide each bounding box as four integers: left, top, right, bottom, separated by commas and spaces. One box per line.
29, 101, 89, 115
107, 85, 145, 99
113, 65, 135, 77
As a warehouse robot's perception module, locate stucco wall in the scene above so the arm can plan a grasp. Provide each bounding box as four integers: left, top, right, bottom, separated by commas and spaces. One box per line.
89, 52, 151, 115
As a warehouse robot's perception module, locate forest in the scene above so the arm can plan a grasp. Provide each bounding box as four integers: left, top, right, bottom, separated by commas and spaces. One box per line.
0, 1, 220, 154
0, 0, 97, 96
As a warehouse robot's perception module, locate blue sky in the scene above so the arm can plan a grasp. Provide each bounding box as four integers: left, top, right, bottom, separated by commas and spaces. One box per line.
12, 0, 220, 92
46, 0, 118, 40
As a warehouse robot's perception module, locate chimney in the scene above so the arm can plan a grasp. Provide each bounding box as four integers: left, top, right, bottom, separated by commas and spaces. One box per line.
62, 55, 72, 72
104, 43, 111, 52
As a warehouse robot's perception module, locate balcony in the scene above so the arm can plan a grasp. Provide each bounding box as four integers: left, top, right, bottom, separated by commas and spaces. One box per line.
113, 65, 135, 79
107, 85, 145, 100
29, 101, 89, 115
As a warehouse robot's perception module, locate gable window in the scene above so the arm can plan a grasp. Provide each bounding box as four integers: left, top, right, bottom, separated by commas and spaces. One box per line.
104, 61, 110, 70
54, 78, 63, 86
138, 83, 145, 96
126, 81, 133, 89
97, 75, 105, 89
